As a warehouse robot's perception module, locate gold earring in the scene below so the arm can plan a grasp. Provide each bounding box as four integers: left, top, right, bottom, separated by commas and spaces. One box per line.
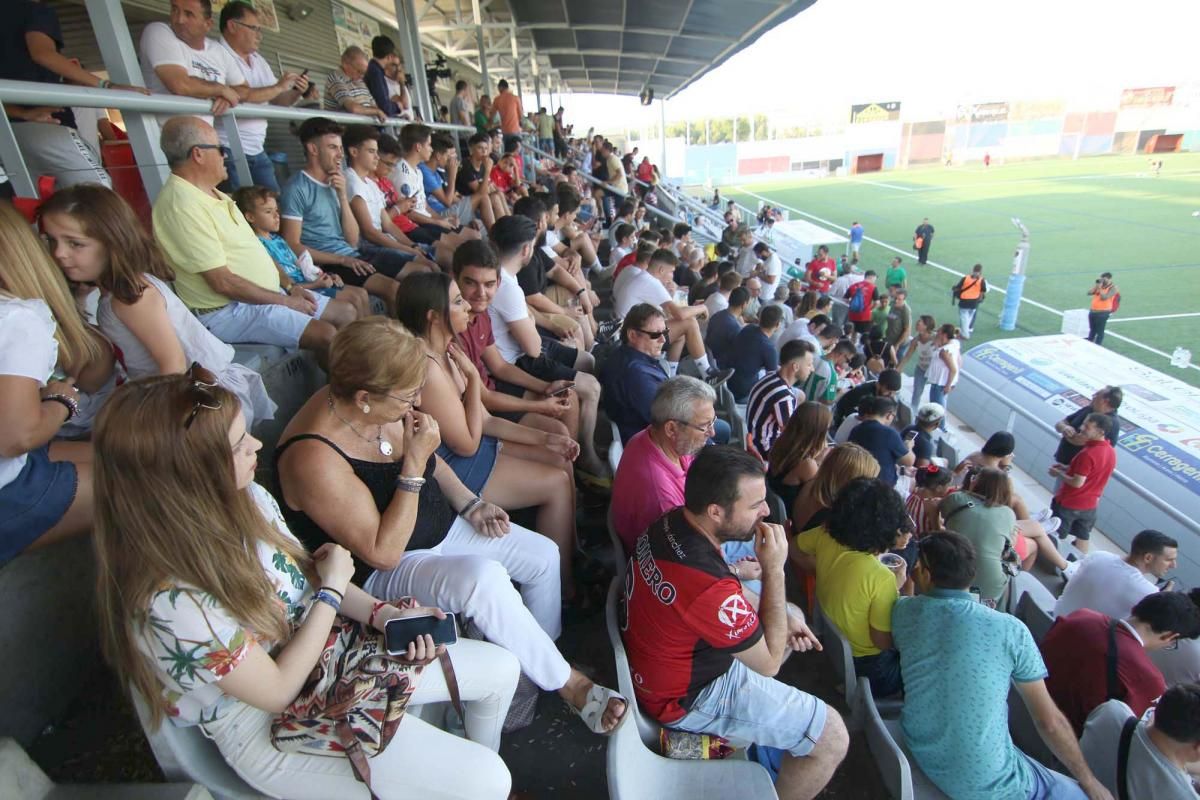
362, 404, 371, 414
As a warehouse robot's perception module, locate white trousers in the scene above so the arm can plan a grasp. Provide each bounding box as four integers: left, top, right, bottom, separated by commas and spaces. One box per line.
202, 638, 518, 799
365, 515, 572, 692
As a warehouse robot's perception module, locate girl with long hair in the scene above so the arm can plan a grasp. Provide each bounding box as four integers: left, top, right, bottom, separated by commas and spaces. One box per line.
767, 401, 832, 513
789, 442, 880, 536
394, 271, 581, 595
274, 317, 626, 735
39, 184, 275, 427
939, 467, 1022, 605
0, 201, 113, 565
93, 372, 519, 798
897, 314, 937, 406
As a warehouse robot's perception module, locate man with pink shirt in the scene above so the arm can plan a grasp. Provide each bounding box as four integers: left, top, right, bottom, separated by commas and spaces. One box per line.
611, 376, 719, 554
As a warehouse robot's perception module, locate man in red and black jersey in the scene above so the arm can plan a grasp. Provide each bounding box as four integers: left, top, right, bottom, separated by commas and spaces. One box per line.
622, 446, 849, 798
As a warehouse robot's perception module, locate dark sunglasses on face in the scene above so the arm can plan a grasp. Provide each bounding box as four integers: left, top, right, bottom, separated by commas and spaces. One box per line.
638, 328, 667, 339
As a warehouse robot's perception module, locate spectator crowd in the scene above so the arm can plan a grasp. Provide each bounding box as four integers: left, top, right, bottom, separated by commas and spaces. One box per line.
1, 2, 1196, 798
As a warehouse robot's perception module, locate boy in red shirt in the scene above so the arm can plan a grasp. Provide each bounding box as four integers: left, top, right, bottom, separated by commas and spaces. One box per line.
1049, 413, 1116, 553
846, 270, 878, 338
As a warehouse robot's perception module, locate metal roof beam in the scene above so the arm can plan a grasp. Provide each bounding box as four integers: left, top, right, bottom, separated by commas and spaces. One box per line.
518, 23, 737, 44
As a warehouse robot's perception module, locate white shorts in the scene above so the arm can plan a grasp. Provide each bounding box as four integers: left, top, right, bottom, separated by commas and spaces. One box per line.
198, 293, 330, 349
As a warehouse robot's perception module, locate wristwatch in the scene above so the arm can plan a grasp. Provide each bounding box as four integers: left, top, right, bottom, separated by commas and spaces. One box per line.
42, 393, 80, 421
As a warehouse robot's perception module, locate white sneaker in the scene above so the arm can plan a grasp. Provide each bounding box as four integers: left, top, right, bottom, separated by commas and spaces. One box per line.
1063, 560, 1081, 580
1034, 507, 1053, 524
1042, 516, 1062, 536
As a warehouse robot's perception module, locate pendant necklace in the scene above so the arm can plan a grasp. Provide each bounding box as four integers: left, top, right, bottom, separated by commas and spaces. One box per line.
328, 396, 393, 456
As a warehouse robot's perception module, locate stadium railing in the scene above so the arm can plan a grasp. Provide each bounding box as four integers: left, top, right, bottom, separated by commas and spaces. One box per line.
0, 78, 474, 200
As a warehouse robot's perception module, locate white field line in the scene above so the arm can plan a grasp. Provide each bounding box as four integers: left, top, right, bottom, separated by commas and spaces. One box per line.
733, 187, 1200, 373
1108, 312, 1200, 324
850, 178, 914, 191
885, 168, 1200, 193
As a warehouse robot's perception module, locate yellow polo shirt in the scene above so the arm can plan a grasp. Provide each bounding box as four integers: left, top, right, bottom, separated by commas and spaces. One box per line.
152, 174, 279, 310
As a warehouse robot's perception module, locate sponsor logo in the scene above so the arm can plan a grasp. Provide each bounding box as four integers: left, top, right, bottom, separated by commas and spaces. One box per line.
1158, 423, 1185, 435
1181, 438, 1200, 451
717, 594, 757, 640
1120, 433, 1157, 453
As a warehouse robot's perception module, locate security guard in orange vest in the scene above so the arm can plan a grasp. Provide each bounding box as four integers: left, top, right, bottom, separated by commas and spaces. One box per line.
952, 264, 987, 340
1087, 272, 1119, 345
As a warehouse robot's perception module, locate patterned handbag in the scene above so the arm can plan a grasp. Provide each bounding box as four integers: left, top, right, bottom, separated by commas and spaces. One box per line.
270, 598, 429, 798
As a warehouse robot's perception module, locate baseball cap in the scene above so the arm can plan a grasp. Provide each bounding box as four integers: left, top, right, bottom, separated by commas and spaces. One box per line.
916, 403, 946, 423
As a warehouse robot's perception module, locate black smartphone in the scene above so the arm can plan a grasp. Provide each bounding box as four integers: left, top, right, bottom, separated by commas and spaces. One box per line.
550, 383, 575, 397
300, 68, 309, 77
384, 613, 458, 654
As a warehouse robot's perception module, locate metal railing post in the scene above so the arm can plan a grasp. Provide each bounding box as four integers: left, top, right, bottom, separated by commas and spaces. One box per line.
218, 115, 252, 188
0, 110, 38, 198
85, 0, 169, 201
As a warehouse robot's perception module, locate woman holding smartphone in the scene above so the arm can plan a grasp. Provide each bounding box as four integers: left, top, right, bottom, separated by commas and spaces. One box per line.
93, 372, 519, 798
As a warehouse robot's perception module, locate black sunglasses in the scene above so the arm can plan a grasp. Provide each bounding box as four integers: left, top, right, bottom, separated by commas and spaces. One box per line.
637, 328, 668, 339
183, 362, 221, 430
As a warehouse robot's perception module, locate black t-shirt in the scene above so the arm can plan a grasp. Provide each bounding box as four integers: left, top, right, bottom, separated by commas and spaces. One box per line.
517, 247, 552, 296
1053, 406, 1120, 464
4, 2, 75, 129
674, 265, 699, 288
689, 281, 718, 306
848, 419, 909, 486
455, 160, 485, 197
901, 424, 935, 463
833, 382, 876, 429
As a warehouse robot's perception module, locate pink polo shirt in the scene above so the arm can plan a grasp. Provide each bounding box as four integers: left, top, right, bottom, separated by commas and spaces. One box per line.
611, 428, 695, 554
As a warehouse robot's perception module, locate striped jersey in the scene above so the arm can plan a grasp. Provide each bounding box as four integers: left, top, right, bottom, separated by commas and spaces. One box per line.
745, 371, 797, 457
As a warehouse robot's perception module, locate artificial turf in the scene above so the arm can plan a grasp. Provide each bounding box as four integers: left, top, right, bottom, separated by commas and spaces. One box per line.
724, 153, 1200, 385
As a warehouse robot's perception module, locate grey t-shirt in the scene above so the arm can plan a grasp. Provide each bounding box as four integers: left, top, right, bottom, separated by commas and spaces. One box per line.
1080, 700, 1197, 799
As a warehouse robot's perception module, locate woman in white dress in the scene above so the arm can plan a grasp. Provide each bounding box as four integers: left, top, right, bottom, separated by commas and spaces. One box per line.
40, 185, 275, 427
924, 323, 961, 430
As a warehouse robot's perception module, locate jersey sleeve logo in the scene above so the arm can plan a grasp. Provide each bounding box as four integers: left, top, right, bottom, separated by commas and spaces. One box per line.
717, 594, 754, 628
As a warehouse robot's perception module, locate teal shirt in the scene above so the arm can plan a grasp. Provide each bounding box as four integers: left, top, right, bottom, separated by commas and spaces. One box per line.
892, 589, 1047, 800
279, 171, 357, 257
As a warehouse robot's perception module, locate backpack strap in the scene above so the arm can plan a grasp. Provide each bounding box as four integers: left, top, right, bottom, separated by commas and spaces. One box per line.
941, 497, 976, 526
1106, 619, 1126, 702
1116, 713, 1138, 800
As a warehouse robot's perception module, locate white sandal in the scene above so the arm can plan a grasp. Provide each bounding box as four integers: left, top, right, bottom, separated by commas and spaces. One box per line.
568, 683, 627, 735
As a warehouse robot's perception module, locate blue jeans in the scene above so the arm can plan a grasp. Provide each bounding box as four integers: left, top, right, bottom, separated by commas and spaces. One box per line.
223, 149, 280, 193
713, 417, 731, 445
722, 539, 762, 596
928, 382, 947, 430
853, 649, 903, 698
670, 659, 828, 758
1023, 752, 1087, 799
910, 367, 928, 408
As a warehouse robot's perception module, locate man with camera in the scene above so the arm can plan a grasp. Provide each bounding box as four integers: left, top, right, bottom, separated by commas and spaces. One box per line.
1086, 272, 1119, 346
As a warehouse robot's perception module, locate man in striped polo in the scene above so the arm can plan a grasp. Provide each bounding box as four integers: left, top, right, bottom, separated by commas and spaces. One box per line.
746, 339, 817, 458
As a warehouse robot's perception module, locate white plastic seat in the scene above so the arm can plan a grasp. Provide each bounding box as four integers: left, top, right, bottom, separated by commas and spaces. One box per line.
865, 685, 952, 800
608, 504, 628, 584
604, 579, 777, 799
129, 692, 268, 800
609, 420, 624, 475
816, 607, 903, 718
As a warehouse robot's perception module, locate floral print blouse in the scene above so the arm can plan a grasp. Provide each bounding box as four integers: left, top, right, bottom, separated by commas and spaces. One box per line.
137, 483, 312, 726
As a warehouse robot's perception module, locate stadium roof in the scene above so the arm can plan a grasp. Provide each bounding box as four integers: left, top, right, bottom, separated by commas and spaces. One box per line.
363, 0, 816, 99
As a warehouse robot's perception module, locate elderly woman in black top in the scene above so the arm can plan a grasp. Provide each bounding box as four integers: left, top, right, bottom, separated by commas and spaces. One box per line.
275, 317, 624, 734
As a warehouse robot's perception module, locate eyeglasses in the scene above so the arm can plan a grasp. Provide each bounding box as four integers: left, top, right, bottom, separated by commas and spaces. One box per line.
190, 143, 222, 157
231, 19, 263, 34
385, 387, 422, 406
637, 328, 668, 340
672, 417, 717, 434
183, 362, 221, 430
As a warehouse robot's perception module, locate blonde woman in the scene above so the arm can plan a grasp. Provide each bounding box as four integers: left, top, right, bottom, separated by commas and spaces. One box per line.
766, 401, 832, 513
275, 318, 626, 734
39, 184, 275, 428
789, 442, 881, 535
0, 201, 112, 565
94, 373, 519, 798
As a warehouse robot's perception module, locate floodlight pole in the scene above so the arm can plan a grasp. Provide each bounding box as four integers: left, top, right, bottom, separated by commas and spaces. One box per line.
999, 217, 1030, 331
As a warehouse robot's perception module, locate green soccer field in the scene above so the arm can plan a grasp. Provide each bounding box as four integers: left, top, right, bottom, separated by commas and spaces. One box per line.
723, 153, 1200, 386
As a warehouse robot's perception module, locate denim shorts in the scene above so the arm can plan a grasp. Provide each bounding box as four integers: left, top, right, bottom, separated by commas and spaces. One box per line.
0, 446, 77, 565
669, 659, 827, 757
436, 435, 500, 495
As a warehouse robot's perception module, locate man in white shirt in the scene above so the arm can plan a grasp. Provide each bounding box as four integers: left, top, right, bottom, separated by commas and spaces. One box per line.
215, 1, 310, 191
1080, 686, 1200, 799
828, 265, 861, 329
778, 313, 832, 351
393, 123, 477, 258
1055, 529, 1177, 619
140, 0, 248, 125
704, 271, 742, 319
734, 227, 759, 277
613, 248, 726, 382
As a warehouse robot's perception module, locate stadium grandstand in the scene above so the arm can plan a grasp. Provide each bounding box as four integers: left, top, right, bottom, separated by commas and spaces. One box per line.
2, 1, 1199, 799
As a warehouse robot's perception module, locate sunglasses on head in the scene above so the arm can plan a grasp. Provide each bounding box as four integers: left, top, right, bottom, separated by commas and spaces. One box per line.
183, 362, 221, 430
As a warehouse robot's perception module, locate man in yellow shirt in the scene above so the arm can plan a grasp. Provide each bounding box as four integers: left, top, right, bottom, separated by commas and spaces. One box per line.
153, 116, 351, 365
793, 477, 912, 698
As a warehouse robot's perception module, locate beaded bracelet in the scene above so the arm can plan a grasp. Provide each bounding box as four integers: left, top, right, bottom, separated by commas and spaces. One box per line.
312, 589, 341, 614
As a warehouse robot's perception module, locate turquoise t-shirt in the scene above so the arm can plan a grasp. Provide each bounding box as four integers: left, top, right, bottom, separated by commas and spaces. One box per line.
892, 589, 1047, 800
258, 233, 303, 283
279, 171, 356, 257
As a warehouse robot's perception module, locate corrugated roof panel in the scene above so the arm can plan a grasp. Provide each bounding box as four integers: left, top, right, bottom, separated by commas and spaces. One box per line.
575, 30, 623, 51
620, 32, 671, 55
508, 0, 567, 25
626, 0, 688, 30
564, 0, 624, 26
533, 29, 577, 50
